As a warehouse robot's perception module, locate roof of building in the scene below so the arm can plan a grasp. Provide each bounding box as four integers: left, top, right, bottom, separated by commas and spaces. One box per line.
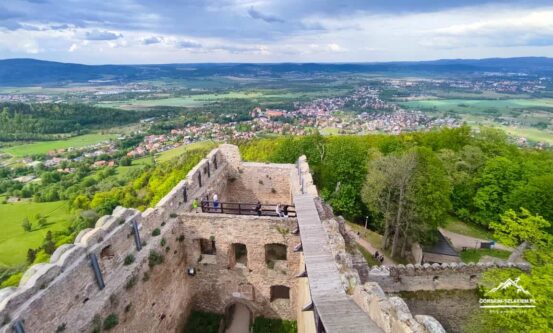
423, 231, 459, 257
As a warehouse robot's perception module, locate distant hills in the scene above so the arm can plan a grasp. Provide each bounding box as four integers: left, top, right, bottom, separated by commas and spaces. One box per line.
1, 57, 553, 86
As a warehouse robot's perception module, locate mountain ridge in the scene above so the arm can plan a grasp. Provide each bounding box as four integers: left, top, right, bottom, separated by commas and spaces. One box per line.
1, 57, 553, 87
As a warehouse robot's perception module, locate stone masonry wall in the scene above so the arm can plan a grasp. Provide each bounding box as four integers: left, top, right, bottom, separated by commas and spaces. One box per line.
368, 262, 531, 293
0, 145, 240, 333
179, 212, 301, 320
221, 163, 295, 205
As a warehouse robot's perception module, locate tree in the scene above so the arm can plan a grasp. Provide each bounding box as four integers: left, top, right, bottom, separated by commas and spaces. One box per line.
27, 248, 37, 264
37, 214, 47, 228
361, 148, 451, 258
508, 174, 553, 227
467, 246, 553, 333
119, 157, 132, 167
22, 217, 32, 232
42, 231, 56, 255
473, 156, 522, 226
490, 208, 552, 248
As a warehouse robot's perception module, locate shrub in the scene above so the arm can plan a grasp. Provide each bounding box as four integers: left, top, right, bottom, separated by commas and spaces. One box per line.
142, 272, 150, 282
160, 238, 166, 247
125, 275, 138, 290
152, 228, 161, 236
177, 234, 185, 242
161, 221, 166, 226
55, 323, 66, 332
148, 250, 164, 268
21, 217, 32, 232
252, 317, 297, 333
123, 254, 135, 266
183, 311, 223, 333
103, 314, 119, 330
169, 213, 177, 218
0, 272, 23, 288
91, 314, 102, 333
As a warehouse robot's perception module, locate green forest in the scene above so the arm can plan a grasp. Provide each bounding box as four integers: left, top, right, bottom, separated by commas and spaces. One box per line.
0, 103, 180, 141
238, 127, 553, 332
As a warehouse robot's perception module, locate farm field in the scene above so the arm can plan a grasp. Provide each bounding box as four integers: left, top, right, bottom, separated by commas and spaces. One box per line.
0, 201, 72, 266
0, 133, 117, 157
494, 125, 553, 144
95, 89, 346, 110
400, 98, 553, 114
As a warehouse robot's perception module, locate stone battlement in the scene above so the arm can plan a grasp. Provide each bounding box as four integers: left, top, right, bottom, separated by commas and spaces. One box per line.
0, 144, 247, 332
368, 262, 531, 293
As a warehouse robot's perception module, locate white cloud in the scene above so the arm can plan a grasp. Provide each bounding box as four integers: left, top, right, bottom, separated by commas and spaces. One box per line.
2, 4, 553, 63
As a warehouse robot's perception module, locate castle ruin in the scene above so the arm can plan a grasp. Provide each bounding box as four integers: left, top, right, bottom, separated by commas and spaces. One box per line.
0, 144, 530, 333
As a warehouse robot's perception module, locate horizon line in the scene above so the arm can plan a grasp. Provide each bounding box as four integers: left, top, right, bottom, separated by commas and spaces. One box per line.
1, 56, 552, 67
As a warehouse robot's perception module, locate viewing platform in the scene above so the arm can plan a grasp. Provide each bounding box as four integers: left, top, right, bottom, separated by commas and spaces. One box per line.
200, 201, 297, 217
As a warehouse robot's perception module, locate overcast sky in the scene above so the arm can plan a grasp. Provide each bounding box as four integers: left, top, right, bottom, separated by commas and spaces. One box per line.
1, 0, 553, 64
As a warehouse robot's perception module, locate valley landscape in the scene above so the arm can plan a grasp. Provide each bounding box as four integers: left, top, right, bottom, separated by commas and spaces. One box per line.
1, 0, 553, 332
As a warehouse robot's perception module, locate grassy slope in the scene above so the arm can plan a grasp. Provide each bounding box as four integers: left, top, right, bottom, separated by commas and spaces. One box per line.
443, 216, 493, 240
0, 133, 117, 157
356, 243, 381, 266
459, 248, 511, 263
156, 141, 217, 163
0, 201, 71, 266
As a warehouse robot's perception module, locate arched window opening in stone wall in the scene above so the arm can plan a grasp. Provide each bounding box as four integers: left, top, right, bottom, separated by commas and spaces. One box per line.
270, 285, 290, 302
230, 243, 248, 268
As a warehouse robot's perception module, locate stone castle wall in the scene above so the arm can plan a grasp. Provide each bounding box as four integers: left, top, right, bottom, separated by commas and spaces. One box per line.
368, 262, 531, 293
0, 144, 268, 333
180, 213, 301, 320
221, 162, 295, 205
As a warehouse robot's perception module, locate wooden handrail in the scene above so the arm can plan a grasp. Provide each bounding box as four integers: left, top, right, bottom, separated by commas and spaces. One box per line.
200, 200, 296, 217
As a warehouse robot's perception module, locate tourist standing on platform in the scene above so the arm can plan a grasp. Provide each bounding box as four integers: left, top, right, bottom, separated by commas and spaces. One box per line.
192, 198, 199, 213
283, 205, 289, 218
213, 193, 219, 210
255, 201, 262, 216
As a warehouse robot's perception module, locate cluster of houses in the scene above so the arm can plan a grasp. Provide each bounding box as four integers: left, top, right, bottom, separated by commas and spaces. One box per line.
126, 134, 181, 158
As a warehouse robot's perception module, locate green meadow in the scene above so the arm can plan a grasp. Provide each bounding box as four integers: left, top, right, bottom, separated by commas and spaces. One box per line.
156, 141, 217, 163
0, 201, 72, 267
0, 133, 117, 157
400, 98, 553, 114
96, 89, 346, 110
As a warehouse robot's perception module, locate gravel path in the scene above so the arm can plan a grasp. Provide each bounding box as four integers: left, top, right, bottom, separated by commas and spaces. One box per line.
345, 224, 396, 265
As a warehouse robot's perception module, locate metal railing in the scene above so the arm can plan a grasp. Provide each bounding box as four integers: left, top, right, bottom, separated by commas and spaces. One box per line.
201, 201, 297, 217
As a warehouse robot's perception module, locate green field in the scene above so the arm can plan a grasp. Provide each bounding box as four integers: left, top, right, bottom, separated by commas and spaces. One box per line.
495, 125, 553, 144
96, 89, 346, 110
0, 201, 72, 266
459, 248, 511, 263
444, 216, 493, 240
400, 98, 553, 114
0, 133, 118, 157
156, 141, 217, 163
